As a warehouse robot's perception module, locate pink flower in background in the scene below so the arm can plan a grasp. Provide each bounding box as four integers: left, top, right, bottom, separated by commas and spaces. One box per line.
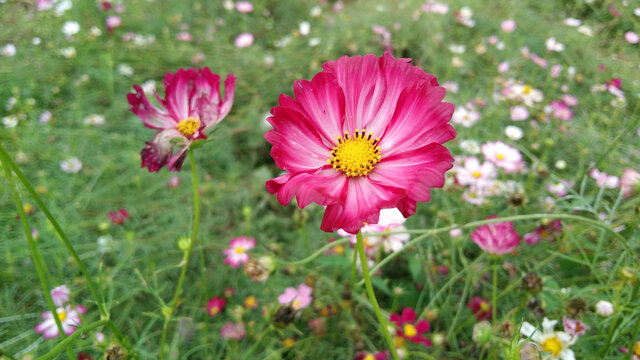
390, 308, 432, 346
620, 168, 640, 198
546, 180, 573, 197
222, 236, 255, 268
529, 53, 548, 68
207, 296, 226, 316
524, 220, 563, 245
467, 297, 492, 320
235, 33, 254, 47
338, 208, 410, 254
236, 1, 254, 13
563, 316, 590, 336
265, 52, 456, 234
220, 321, 245, 339
625, 31, 639, 44
50, 285, 70, 307
550, 64, 562, 78
550, 100, 574, 121
471, 217, 521, 255
278, 283, 313, 310
501, 19, 516, 33
606, 78, 622, 90
455, 157, 496, 186
176, 32, 193, 41
497, 61, 510, 73
106, 15, 121, 31
482, 141, 524, 173
452, 102, 480, 127
561, 94, 578, 106
108, 208, 130, 225
167, 175, 181, 189
589, 168, 619, 188
35, 305, 87, 339
609, 5, 621, 17
510, 105, 529, 121
127, 68, 236, 172
354, 351, 389, 360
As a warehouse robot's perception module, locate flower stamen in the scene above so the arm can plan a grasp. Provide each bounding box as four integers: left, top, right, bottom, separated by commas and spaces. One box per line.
541, 336, 562, 356
177, 117, 201, 138
327, 129, 381, 177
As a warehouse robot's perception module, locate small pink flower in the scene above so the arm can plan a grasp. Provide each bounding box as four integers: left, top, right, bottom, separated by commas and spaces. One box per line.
501, 19, 516, 33
167, 175, 181, 189
390, 308, 432, 346
609, 5, 621, 17
529, 53, 548, 68
620, 168, 640, 198
234, 33, 254, 48
338, 208, 410, 254
354, 351, 389, 360
550, 100, 574, 121
35, 305, 87, 339
278, 283, 313, 310
51, 285, 70, 307
498, 61, 510, 73
550, 64, 562, 78
207, 296, 226, 316
625, 31, 639, 44
471, 217, 521, 255
222, 236, 256, 268
220, 321, 245, 339
606, 78, 622, 90
467, 297, 491, 320
235, 1, 254, 13
563, 316, 590, 336
455, 157, 497, 187
481, 141, 525, 173
106, 15, 121, 32
176, 32, 193, 41
510, 105, 529, 121
524, 220, 563, 245
590, 168, 619, 189
561, 94, 578, 106
108, 208, 130, 225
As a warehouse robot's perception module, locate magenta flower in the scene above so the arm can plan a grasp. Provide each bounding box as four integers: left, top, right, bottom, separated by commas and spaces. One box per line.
222, 236, 255, 268
265, 52, 456, 234
550, 100, 574, 121
108, 208, 130, 225
278, 283, 313, 310
471, 217, 521, 255
467, 296, 492, 321
106, 15, 121, 32
562, 316, 590, 336
35, 305, 87, 339
207, 296, 226, 316
50, 285, 70, 307
354, 351, 389, 360
390, 308, 432, 346
127, 68, 236, 172
220, 321, 246, 340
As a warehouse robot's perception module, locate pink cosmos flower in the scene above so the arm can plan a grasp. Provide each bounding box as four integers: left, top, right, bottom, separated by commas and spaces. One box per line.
176, 32, 193, 42
51, 285, 70, 307
390, 308, 432, 346
626, 31, 640, 44
108, 208, 130, 225
550, 100, 574, 121
481, 141, 524, 173
234, 33, 254, 47
207, 296, 226, 316
278, 283, 313, 310
127, 68, 236, 172
551, 64, 562, 78
510, 105, 529, 121
501, 19, 516, 33
498, 61, 510, 73
620, 168, 640, 198
455, 157, 497, 187
561, 94, 578, 106
236, 1, 254, 13
220, 321, 245, 339
106, 15, 121, 32
523, 220, 563, 245
35, 305, 87, 339
563, 316, 590, 336
265, 52, 456, 234
589, 168, 619, 189
222, 236, 255, 268
354, 351, 389, 360
471, 217, 521, 255
467, 296, 491, 321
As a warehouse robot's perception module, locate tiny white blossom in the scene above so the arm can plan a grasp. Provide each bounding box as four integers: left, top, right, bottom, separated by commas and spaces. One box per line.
2, 115, 19, 128
60, 157, 83, 173
595, 300, 614, 317
83, 114, 105, 126
62, 21, 80, 37
0, 43, 16, 57
505, 125, 523, 140
299, 21, 310, 36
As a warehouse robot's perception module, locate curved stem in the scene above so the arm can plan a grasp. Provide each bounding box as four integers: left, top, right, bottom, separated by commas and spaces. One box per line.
37, 320, 108, 360
355, 230, 399, 360
159, 149, 201, 359
279, 237, 351, 266
2, 156, 75, 359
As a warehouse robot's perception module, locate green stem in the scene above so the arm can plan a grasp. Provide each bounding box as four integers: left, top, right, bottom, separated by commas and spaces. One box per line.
242, 326, 271, 360
1, 157, 75, 360
159, 149, 201, 360
492, 257, 498, 323
279, 237, 350, 266
37, 320, 108, 360
355, 230, 399, 360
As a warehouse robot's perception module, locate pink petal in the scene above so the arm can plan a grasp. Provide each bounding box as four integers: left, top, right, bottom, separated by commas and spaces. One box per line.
415, 319, 430, 333
401, 308, 416, 323
267, 169, 348, 209
140, 129, 184, 172
278, 288, 298, 304
162, 68, 196, 120
127, 85, 176, 129
219, 74, 237, 122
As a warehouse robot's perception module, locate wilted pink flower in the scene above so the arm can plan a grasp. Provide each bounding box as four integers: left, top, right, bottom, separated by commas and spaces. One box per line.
106, 15, 121, 31
35, 305, 87, 339
278, 283, 313, 310
467, 297, 492, 320
108, 208, 130, 225
471, 217, 521, 255
127, 68, 236, 172
220, 321, 245, 339
222, 236, 255, 268
455, 157, 497, 186
620, 168, 640, 198
51, 285, 71, 307
176, 32, 193, 41
501, 19, 516, 33
510, 105, 529, 121
550, 100, 574, 121
590, 168, 619, 188
234, 33, 254, 47
236, 1, 254, 13
625, 31, 639, 44
482, 141, 525, 173
563, 316, 590, 336
207, 296, 226, 316
390, 308, 432, 346
265, 52, 456, 234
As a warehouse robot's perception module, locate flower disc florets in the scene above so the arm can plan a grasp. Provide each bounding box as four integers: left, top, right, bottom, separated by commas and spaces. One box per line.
328, 130, 381, 177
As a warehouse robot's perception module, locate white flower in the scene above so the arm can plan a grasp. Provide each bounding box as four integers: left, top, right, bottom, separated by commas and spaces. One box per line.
32, 37, 42, 45
141, 80, 156, 95
452, 104, 480, 127
117, 64, 134, 76
505, 125, 523, 140
308, 38, 320, 47
449, 44, 466, 54
310, 6, 322, 17
299, 21, 310, 36
97, 235, 113, 254
83, 114, 105, 126
59, 47, 76, 58
577, 25, 593, 37
60, 157, 82, 173
39, 111, 52, 124
89, 26, 102, 37
520, 317, 576, 360
563, 18, 582, 27
1, 43, 16, 57
459, 139, 481, 154
545, 37, 565, 52
2, 115, 19, 128
62, 21, 80, 37
635, 7, 640, 16
54, 0, 72, 16
595, 300, 614, 317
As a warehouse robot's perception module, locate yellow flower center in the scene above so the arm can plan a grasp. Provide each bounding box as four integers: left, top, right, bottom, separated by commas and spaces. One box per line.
283, 338, 295, 347
210, 306, 219, 315
404, 324, 418, 337
328, 130, 381, 177
541, 336, 562, 356
394, 336, 405, 348
523, 85, 532, 94
471, 171, 482, 178
57, 309, 67, 322
633, 340, 640, 356
177, 117, 201, 138
480, 301, 490, 311
234, 246, 245, 254
496, 153, 505, 160
245, 296, 256, 307
364, 355, 375, 360
293, 299, 301, 308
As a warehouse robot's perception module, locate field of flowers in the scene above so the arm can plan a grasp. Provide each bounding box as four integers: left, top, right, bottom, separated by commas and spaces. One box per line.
1, 0, 639, 359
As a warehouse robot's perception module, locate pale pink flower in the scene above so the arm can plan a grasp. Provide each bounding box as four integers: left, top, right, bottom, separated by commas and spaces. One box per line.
510, 105, 529, 121
589, 168, 619, 189
498, 61, 510, 73
529, 53, 548, 68
106, 15, 121, 31
338, 208, 410, 254
455, 157, 497, 186
422, 1, 449, 14
50, 285, 71, 307
563, 316, 590, 336
452, 103, 480, 128
167, 175, 181, 189
176, 32, 192, 41
482, 141, 525, 173
234, 33, 254, 47
620, 168, 640, 198
220, 321, 245, 339
625, 31, 639, 44
550, 100, 574, 121
545, 37, 565, 52
501, 19, 516, 33
471, 217, 520, 255
35, 305, 87, 339
561, 94, 578, 106
222, 236, 256, 268
236, 1, 254, 13
278, 283, 313, 310
546, 180, 572, 197
551, 64, 562, 78
441, 81, 459, 93
265, 52, 456, 234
